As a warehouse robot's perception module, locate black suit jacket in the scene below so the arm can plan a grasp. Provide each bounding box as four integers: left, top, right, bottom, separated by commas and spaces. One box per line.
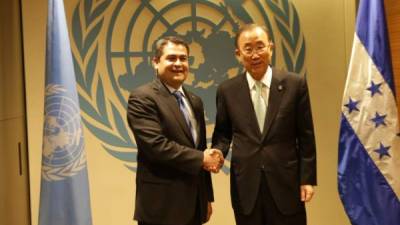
212, 69, 316, 215
127, 78, 213, 225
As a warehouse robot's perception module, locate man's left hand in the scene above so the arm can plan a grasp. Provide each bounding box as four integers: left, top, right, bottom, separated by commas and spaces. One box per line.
300, 185, 314, 202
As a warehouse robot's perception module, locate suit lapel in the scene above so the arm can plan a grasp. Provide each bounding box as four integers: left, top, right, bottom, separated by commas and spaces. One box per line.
153, 79, 194, 146
261, 69, 284, 140
183, 88, 202, 147
237, 74, 263, 138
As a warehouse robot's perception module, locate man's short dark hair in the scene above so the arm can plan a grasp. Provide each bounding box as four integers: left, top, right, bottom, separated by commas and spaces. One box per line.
153, 36, 190, 60
234, 24, 271, 48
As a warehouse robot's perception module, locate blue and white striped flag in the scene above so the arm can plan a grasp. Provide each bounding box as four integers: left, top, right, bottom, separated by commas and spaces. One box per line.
39, 0, 92, 225
338, 0, 400, 224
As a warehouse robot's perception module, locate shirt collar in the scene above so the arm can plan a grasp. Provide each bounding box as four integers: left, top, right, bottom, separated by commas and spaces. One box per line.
164, 83, 185, 97
246, 65, 272, 90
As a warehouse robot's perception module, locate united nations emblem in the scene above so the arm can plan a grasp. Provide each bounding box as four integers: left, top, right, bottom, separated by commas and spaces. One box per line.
42, 85, 86, 181
71, 0, 306, 174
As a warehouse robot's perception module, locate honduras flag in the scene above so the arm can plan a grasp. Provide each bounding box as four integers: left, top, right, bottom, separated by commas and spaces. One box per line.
338, 0, 400, 224
39, 0, 92, 225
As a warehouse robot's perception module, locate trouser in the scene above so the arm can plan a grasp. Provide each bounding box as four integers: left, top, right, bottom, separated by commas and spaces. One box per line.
138, 196, 201, 225
234, 171, 306, 225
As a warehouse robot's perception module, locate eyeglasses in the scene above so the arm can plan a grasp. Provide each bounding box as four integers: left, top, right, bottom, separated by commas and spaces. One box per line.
241, 42, 273, 56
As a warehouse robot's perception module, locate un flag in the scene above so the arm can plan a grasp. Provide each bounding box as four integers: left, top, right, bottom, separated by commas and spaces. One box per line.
39, 0, 92, 225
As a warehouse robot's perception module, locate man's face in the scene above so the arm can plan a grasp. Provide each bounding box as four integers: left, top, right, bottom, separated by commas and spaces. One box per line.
153, 42, 189, 89
236, 27, 273, 80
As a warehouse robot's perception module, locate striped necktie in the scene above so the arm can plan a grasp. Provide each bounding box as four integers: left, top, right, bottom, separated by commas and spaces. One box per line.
172, 91, 197, 144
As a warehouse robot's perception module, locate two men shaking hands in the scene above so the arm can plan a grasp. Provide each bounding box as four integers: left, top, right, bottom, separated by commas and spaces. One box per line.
203, 148, 224, 173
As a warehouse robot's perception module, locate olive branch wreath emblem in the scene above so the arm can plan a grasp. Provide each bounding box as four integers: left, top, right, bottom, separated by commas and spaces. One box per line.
71, 0, 138, 172
265, 0, 306, 75
71, 0, 307, 173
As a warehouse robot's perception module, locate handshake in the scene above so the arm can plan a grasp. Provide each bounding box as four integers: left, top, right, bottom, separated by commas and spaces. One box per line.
202, 148, 224, 173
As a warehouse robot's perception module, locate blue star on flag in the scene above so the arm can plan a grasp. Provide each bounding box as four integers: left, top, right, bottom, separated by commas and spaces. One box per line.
366, 81, 383, 97
370, 112, 387, 128
344, 98, 360, 113
374, 143, 391, 159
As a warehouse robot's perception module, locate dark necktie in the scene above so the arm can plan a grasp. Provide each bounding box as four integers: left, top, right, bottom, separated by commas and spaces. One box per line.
172, 91, 197, 143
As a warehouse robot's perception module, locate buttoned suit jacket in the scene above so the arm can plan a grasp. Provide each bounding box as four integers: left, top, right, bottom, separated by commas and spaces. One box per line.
127, 78, 213, 225
212, 68, 316, 216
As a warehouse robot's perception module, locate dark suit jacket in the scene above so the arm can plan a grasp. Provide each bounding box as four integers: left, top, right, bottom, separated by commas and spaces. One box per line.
127, 78, 214, 225
212, 69, 316, 216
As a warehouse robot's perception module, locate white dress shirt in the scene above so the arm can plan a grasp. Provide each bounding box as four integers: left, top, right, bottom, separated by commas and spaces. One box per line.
246, 65, 272, 112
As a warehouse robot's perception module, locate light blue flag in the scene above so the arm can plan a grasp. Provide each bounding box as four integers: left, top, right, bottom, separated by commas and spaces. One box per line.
338, 0, 400, 224
39, 0, 92, 225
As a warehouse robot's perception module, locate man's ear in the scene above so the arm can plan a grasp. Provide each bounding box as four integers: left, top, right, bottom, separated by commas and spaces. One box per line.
235, 49, 240, 58
152, 57, 159, 69
269, 41, 275, 49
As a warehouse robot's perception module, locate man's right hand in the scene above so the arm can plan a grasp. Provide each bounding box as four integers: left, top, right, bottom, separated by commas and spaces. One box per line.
203, 149, 224, 173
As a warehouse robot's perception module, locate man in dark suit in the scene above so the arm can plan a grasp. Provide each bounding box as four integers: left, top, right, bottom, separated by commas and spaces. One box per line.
212, 24, 317, 225
127, 36, 223, 225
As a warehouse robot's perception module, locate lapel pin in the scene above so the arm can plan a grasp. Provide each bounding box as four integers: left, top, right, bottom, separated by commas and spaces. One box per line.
278, 85, 283, 91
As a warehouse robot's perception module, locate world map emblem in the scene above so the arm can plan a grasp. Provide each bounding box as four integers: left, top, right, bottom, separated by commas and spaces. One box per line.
71, 0, 307, 174
42, 85, 87, 181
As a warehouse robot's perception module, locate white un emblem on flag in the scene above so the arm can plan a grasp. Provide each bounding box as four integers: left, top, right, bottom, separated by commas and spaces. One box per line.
42, 84, 86, 181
